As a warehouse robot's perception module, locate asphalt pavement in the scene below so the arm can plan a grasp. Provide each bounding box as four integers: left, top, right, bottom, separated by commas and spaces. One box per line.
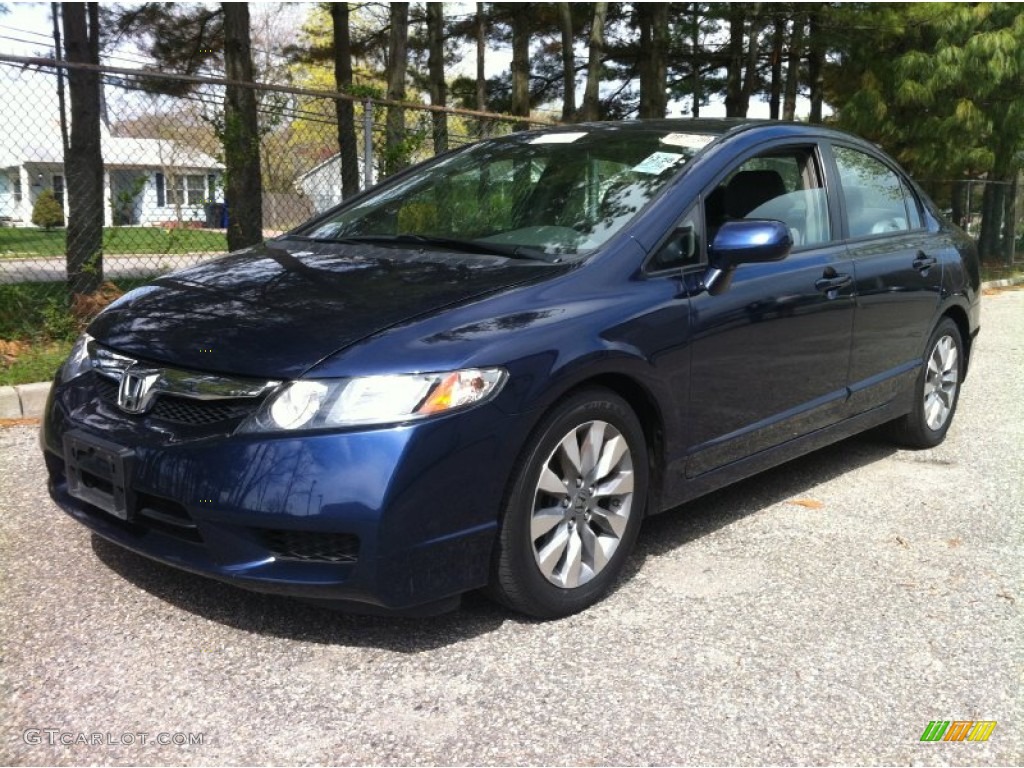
1, 289, 1021, 766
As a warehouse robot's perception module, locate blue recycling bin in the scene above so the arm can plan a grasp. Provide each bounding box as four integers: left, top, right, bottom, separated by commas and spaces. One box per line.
204, 202, 227, 229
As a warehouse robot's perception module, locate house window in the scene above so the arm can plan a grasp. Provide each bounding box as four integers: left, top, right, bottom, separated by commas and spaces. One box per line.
52, 174, 64, 208
12, 175, 21, 203
169, 174, 207, 206
155, 173, 165, 207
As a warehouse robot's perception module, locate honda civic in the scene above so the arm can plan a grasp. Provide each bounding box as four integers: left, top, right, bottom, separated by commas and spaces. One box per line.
42, 119, 981, 618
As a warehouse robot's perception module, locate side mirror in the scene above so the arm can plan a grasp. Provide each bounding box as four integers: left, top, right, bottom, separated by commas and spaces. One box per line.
709, 219, 792, 270
704, 220, 793, 295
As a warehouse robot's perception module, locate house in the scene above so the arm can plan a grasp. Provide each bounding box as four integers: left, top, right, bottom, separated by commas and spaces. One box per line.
295, 152, 375, 215
0, 116, 223, 228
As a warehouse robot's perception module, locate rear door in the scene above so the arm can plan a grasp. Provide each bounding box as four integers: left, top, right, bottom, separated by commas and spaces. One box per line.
830, 144, 942, 414
684, 141, 855, 477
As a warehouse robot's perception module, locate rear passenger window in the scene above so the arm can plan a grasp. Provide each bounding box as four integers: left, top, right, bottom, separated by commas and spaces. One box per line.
834, 146, 919, 238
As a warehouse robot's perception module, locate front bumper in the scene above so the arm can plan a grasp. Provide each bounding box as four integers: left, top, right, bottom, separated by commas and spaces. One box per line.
42, 372, 526, 612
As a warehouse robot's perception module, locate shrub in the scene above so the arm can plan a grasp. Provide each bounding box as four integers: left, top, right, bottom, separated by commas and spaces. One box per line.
41, 296, 79, 341
31, 189, 65, 230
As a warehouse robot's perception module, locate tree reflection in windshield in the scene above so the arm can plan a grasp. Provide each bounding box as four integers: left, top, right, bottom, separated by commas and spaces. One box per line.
301, 129, 712, 257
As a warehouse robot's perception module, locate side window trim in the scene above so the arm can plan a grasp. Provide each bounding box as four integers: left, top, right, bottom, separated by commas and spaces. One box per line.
900, 177, 924, 230
819, 142, 846, 240
643, 201, 704, 276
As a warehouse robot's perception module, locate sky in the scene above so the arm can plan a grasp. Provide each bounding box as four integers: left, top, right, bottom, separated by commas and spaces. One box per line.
0, 1, 816, 121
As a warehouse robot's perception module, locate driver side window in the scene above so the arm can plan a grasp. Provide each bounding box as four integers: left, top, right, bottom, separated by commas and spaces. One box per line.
705, 148, 831, 249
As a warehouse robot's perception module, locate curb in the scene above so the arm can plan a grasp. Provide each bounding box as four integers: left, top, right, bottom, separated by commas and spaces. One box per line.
0, 381, 51, 420
982, 275, 1024, 290
2, 275, 1022, 422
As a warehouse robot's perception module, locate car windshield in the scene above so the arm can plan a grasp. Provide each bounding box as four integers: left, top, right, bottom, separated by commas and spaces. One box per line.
297, 128, 714, 258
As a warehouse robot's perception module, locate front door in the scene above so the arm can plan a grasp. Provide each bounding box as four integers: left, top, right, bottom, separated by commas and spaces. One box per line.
684, 143, 855, 477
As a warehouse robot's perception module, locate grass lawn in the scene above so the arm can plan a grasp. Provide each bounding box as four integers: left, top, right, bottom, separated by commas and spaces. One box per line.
980, 261, 1024, 283
0, 339, 71, 386
0, 278, 150, 338
0, 278, 153, 386
0, 226, 228, 258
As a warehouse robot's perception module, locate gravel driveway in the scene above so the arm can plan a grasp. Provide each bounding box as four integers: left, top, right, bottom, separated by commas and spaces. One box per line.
2, 289, 1021, 766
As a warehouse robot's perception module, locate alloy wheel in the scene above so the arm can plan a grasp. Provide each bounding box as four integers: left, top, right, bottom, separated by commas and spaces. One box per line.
923, 334, 959, 431
529, 420, 635, 589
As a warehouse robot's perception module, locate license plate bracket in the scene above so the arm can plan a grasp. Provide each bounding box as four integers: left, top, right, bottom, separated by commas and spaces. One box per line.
63, 430, 135, 521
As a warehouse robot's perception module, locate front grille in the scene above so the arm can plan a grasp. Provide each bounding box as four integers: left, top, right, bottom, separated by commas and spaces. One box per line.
149, 397, 254, 425
261, 529, 360, 564
92, 373, 256, 426
94, 374, 118, 402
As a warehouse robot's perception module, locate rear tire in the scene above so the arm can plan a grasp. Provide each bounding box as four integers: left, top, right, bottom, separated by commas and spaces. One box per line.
488, 388, 648, 619
889, 317, 963, 448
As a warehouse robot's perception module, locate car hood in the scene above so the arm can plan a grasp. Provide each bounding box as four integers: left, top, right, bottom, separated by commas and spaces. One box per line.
88, 240, 565, 379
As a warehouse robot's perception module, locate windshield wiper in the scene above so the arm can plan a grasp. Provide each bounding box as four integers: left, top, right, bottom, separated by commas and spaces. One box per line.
285, 233, 562, 263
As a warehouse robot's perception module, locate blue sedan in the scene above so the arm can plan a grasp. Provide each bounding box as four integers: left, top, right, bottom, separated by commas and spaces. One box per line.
42, 119, 981, 618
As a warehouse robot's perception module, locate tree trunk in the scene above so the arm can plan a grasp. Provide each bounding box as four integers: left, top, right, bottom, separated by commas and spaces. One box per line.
807, 9, 824, 123
475, 2, 487, 131
62, 2, 103, 295
724, 5, 746, 117
739, 4, 762, 118
691, 2, 701, 117
51, 2, 69, 154
558, 2, 575, 122
768, 12, 784, 120
579, 2, 608, 122
978, 180, 1004, 260
782, 14, 804, 121
385, 2, 409, 174
1002, 173, 1018, 263
510, 5, 530, 130
950, 180, 966, 229
222, 2, 263, 250
638, 3, 669, 118
427, 2, 447, 154
330, 2, 359, 199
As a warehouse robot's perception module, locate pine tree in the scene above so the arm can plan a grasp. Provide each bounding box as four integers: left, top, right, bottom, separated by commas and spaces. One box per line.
830, 4, 1024, 260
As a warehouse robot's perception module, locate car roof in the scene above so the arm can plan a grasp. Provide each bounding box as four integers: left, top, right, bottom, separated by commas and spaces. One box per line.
519, 118, 864, 147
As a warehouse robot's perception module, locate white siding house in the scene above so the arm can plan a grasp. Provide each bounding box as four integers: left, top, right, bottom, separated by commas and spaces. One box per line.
296, 153, 376, 215
0, 125, 223, 228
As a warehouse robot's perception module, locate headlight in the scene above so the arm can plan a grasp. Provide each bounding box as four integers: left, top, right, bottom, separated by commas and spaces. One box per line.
60, 333, 94, 383
238, 368, 507, 433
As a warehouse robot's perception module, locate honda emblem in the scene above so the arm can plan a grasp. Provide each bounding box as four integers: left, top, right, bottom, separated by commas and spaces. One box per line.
117, 366, 161, 414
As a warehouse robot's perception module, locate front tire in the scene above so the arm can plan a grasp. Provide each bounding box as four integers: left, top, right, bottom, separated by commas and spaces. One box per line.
890, 317, 963, 448
488, 388, 649, 619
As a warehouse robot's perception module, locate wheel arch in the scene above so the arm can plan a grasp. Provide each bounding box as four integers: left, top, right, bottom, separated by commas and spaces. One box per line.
486, 370, 666, 616
940, 303, 973, 379
540, 371, 668, 517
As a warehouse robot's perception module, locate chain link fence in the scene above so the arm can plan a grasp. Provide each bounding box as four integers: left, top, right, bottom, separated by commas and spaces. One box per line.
0, 55, 549, 359
918, 178, 1023, 267
2, 55, 1021, 381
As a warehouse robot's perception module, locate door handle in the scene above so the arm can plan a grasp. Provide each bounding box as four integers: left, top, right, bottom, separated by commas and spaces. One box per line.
913, 252, 938, 272
815, 273, 852, 293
